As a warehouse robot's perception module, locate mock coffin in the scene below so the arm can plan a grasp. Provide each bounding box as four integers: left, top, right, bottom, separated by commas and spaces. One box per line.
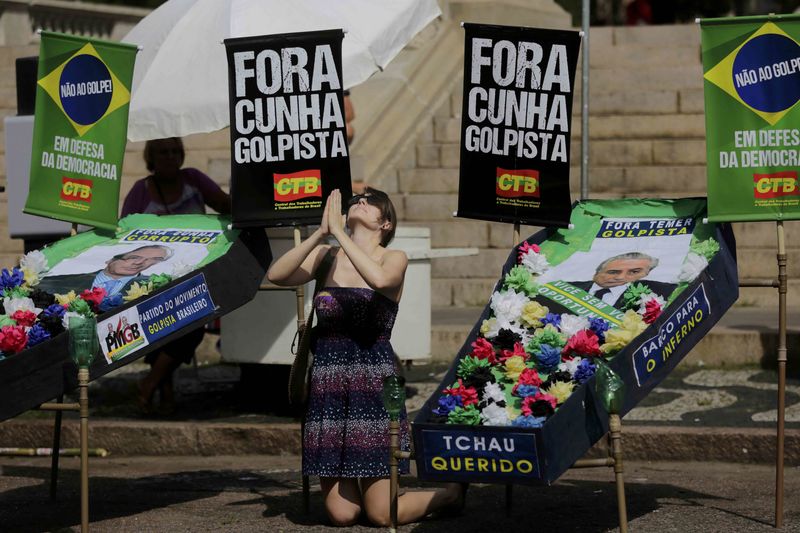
413, 198, 738, 485
0, 214, 269, 421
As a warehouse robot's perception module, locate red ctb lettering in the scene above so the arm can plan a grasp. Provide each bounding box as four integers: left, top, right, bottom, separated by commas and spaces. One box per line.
753, 171, 800, 199
273, 169, 322, 202
496, 168, 540, 198
60, 177, 93, 203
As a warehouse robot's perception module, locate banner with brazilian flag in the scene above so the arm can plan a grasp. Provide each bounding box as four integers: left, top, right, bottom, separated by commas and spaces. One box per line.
701, 14, 800, 222
25, 32, 137, 230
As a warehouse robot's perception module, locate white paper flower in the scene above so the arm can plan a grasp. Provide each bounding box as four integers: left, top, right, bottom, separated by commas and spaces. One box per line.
4, 297, 40, 316
480, 317, 501, 339
638, 293, 666, 314
20, 250, 48, 275
559, 314, 590, 338
62, 311, 81, 329
490, 289, 528, 324
170, 260, 194, 278
482, 382, 506, 404
558, 356, 583, 377
480, 402, 511, 426
520, 249, 550, 275
678, 252, 708, 283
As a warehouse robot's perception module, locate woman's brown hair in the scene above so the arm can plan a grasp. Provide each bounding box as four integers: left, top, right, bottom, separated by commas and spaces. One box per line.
351, 187, 397, 247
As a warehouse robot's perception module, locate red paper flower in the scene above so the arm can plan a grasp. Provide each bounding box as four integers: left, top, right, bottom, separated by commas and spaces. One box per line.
642, 299, 663, 324
0, 325, 27, 353
80, 287, 107, 310
517, 241, 541, 263
10, 310, 37, 328
471, 337, 497, 364
561, 329, 601, 357
443, 378, 479, 406
500, 342, 528, 362
534, 391, 558, 410
517, 367, 542, 387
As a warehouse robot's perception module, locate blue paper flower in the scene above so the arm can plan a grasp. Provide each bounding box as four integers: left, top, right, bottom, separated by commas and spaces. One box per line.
0, 268, 25, 291
26, 324, 51, 347
541, 313, 561, 328
589, 317, 610, 344
514, 384, 539, 398
98, 293, 125, 312
511, 415, 547, 428
42, 304, 66, 318
535, 343, 561, 371
433, 394, 463, 415
574, 358, 597, 384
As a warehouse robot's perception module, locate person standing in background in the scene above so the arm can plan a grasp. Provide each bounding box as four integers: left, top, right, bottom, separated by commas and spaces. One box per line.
123, 137, 231, 415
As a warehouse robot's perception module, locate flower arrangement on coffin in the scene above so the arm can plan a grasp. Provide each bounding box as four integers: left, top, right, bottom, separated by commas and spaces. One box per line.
0, 251, 184, 360
431, 237, 719, 428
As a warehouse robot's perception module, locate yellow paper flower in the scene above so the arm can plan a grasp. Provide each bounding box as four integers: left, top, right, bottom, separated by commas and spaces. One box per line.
545, 381, 575, 405
20, 266, 40, 288
504, 355, 527, 381
506, 403, 521, 421
123, 281, 152, 303
54, 290, 78, 306
520, 301, 549, 328
602, 311, 647, 354
620, 309, 647, 334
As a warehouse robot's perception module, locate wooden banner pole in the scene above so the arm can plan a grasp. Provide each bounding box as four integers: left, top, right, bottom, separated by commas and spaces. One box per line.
50, 394, 64, 501
78, 367, 90, 533
513, 222, 520, 247
775, 220, 786, 529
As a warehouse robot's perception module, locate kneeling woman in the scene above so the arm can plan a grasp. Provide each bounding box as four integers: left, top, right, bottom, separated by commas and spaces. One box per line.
267, 188, 462, 526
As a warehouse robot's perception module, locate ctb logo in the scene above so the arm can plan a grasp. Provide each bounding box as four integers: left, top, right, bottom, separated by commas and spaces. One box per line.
274, 170, 322, 202
496, 168, 540, 198
61, 177, 93, 203
753, 171, 800, 198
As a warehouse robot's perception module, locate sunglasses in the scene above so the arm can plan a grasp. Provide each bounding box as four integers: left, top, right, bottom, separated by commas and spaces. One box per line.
347, 193, 381, 207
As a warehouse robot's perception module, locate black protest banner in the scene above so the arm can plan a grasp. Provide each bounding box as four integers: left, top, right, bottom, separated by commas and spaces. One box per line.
457, 23, 580, 228
225, 29, 352, 228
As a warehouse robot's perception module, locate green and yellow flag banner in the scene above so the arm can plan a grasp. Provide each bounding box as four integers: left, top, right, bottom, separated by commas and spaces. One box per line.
25, 32, 137, 230
701, 14, 800, 222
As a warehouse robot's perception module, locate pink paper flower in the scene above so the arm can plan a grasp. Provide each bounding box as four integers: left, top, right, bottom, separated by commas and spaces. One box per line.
517, 241, 540, 262
443, 378, 479, 406
500, 341, 528, 362
642, 299, 663, 324
517, 367, 543, 387
471, 337, 497, 364
0, 325, 27, 353
562, 329, 602, 358
80, 287, 107, 310
10, 310, 37, 328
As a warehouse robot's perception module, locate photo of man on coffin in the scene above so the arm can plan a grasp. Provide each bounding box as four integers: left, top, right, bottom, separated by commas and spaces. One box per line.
37, 245, 173, 296
568, 252, 677, 309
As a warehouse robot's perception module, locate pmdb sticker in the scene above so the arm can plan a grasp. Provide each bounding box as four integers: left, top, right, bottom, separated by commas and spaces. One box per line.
733, 33, 800, 113
58, 54, 113, 125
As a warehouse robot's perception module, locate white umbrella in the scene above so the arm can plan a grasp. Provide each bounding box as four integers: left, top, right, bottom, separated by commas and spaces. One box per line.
123, 0, 440, 141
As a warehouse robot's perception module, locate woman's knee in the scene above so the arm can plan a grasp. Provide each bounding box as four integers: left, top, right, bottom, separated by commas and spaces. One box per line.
325, 504, 361, 527
364, 502, 391, 527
